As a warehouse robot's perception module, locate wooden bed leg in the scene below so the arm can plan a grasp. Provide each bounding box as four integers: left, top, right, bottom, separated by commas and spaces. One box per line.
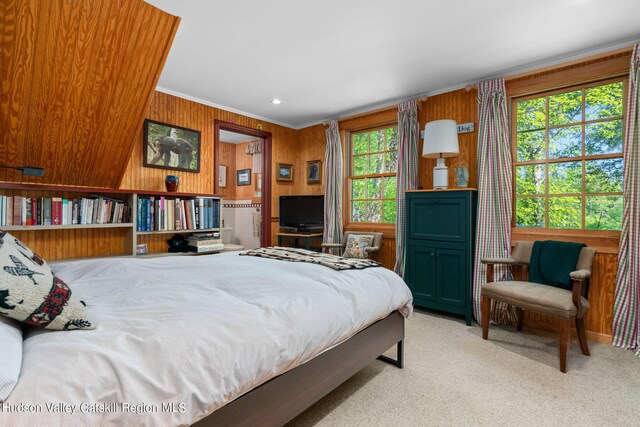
377, 340, 404, 369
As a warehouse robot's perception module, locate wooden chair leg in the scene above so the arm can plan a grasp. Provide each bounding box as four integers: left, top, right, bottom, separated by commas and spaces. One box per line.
516, 308, 524, 331
482, 295, 490, 340
575, 318, 590, 356
559, 318, 571, 373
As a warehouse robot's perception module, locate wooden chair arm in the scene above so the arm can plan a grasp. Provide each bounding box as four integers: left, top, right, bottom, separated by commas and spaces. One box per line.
321, 243, 343, 248
571, 279, 586, 317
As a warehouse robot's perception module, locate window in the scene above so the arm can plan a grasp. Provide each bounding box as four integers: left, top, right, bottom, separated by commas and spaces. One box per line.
349, 125, 398, 223
513, 79, 625, 231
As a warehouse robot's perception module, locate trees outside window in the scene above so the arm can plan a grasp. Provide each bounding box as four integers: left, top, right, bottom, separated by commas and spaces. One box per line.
349, 126, 398, 223
513, 79, 625, 231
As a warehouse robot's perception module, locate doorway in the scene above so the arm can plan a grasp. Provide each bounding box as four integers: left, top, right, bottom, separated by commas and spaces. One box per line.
214, 121, 272, 248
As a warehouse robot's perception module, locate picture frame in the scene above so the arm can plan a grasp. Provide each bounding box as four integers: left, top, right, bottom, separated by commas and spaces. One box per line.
276, 163, 293, 182
143, 119, 201, 173
136, 243, 148, 256
237, 168, 251, 186
219, 164, 227, 188
306, 160, 322, 184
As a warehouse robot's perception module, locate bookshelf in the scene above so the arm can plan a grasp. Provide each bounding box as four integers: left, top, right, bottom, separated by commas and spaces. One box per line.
0, 183, 221, 259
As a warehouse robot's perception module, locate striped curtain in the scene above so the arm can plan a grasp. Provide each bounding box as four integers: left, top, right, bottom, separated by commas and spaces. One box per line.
394, 100, 420, 278
613, 44, 640, 356
472, 78, 515, 324
323, 120, 344, 254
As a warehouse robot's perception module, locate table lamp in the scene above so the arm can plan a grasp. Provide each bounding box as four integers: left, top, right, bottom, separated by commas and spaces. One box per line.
422, 120, 459, 189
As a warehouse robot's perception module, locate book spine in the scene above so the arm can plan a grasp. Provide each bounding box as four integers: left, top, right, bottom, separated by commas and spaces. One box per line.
62, 199, 68, 225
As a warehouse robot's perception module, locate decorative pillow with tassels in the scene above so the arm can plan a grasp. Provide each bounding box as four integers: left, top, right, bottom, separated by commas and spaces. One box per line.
343, 234, 374, 259
0, 231, 93, 330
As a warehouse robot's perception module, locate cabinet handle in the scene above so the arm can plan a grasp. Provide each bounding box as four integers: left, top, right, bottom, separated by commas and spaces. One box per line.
430, 252, 435, 256
436, 253, 440, 258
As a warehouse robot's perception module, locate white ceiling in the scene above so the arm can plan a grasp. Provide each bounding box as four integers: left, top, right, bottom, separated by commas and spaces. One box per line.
147, 0, 640, 129
219, 130, 255, 144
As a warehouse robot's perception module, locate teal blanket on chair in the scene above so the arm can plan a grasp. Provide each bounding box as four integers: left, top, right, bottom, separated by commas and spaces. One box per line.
529, 240, 586, 289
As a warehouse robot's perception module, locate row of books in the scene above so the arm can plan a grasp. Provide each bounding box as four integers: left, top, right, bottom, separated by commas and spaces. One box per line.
137, 197, 220, 232
0, 195, 131, 227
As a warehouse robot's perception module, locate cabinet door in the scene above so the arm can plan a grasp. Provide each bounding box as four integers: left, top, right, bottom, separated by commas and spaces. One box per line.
407, 196, 466, 242
407, 245, 436, 302
435, 248, 466, 307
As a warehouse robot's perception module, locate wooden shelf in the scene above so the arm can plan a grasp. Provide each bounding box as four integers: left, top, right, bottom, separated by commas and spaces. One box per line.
136, 228, 220, 235
1, 223, 134, 231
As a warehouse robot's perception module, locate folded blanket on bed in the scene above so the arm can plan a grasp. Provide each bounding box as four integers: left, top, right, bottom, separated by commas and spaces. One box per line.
241, 246, 381, 270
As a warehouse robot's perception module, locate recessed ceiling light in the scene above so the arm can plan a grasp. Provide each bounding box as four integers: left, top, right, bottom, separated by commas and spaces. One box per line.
271, 98, 282, 105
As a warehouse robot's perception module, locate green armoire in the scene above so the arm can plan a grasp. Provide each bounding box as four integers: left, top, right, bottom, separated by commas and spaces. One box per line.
405, 189, 477, 325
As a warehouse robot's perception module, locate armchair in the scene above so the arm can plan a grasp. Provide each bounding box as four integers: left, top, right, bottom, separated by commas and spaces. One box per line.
480, 241, 597, 373
321, 232, 383, 259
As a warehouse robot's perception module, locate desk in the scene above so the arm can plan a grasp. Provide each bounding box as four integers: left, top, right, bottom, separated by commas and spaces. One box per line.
277, 232, 323, 252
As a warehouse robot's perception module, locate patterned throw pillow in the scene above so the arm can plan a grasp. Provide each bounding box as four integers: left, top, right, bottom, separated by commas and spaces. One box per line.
0, 231, 93, 330
343, 234, 374, 259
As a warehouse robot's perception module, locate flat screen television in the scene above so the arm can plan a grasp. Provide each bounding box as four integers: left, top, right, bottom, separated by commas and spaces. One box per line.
279, 195, 324, 232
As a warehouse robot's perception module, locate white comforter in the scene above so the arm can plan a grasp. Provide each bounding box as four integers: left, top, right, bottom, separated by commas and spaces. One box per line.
2, 252, 412, 427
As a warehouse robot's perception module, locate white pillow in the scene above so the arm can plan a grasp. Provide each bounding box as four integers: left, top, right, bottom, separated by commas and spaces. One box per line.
0, 231, 93, 330
0, 316, 22, 401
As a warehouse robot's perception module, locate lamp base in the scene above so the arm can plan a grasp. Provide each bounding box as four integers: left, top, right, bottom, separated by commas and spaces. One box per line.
433, 158, 448, 189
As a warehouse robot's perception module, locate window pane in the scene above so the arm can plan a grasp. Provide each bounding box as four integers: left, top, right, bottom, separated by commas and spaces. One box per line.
585, 82, 623, 121
585, 158, 623, 193
548, 197, 582, 229
367, 177, 382, 199
517, 97, 546, 131
386, 128, 398, 150
586, 196, 623, 230
516, 130, 546, 162
383, 200, 396, 223
549, 90, 582, 126
353, 133, 368, 155
384, 176, 396, 199
385, 150, 398, 172
367, 201, 382, 222
353, 155, 367, 176
515, 198, 545, 228
516, 165, 545, 195
549, 126, 581, 159
370, 130, 385, 152
369, 153, 384, 174
352, 178, 366, 200
352, 201, 367, 222
549, 161, 582, 194
585, 120, 623, 155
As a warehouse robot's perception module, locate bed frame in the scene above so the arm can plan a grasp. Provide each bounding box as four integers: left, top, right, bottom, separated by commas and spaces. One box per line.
192, 311, 405, 427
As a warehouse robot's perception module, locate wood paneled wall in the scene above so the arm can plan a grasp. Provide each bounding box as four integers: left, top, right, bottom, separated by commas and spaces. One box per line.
218, 142, 236, 200
119, 91, 300, 217
0, 0, 179, 187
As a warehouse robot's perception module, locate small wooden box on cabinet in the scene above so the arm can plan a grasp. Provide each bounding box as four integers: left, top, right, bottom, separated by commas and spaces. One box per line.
405, 189, 477, 325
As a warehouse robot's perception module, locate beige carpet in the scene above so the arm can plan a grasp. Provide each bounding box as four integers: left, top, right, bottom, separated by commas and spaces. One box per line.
287, 309, 639, 427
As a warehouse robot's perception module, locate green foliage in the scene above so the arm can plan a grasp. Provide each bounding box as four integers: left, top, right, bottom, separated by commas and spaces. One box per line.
586, 120, 623, 155
517, 97, 545, 131
515, 198, 544, 228
585, 159, 623, 193
586, 196, 623, 230
549, 90, 582, 125
514, 81, 624, 231
549, 161, 581, 194
586, 82, 623, 120
549, 126, 581, 158
516, 165, 545, 195
350, 126, 399, 224
548, 197, 582, 229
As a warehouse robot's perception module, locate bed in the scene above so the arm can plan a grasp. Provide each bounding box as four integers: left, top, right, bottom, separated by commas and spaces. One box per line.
2, 251, 412, 426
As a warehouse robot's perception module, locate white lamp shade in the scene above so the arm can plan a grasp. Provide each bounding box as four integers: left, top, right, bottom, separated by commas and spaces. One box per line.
422, 119, 459, 158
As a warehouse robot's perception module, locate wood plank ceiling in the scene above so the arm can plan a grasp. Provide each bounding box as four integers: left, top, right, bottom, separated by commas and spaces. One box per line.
0, 0, 180, 187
